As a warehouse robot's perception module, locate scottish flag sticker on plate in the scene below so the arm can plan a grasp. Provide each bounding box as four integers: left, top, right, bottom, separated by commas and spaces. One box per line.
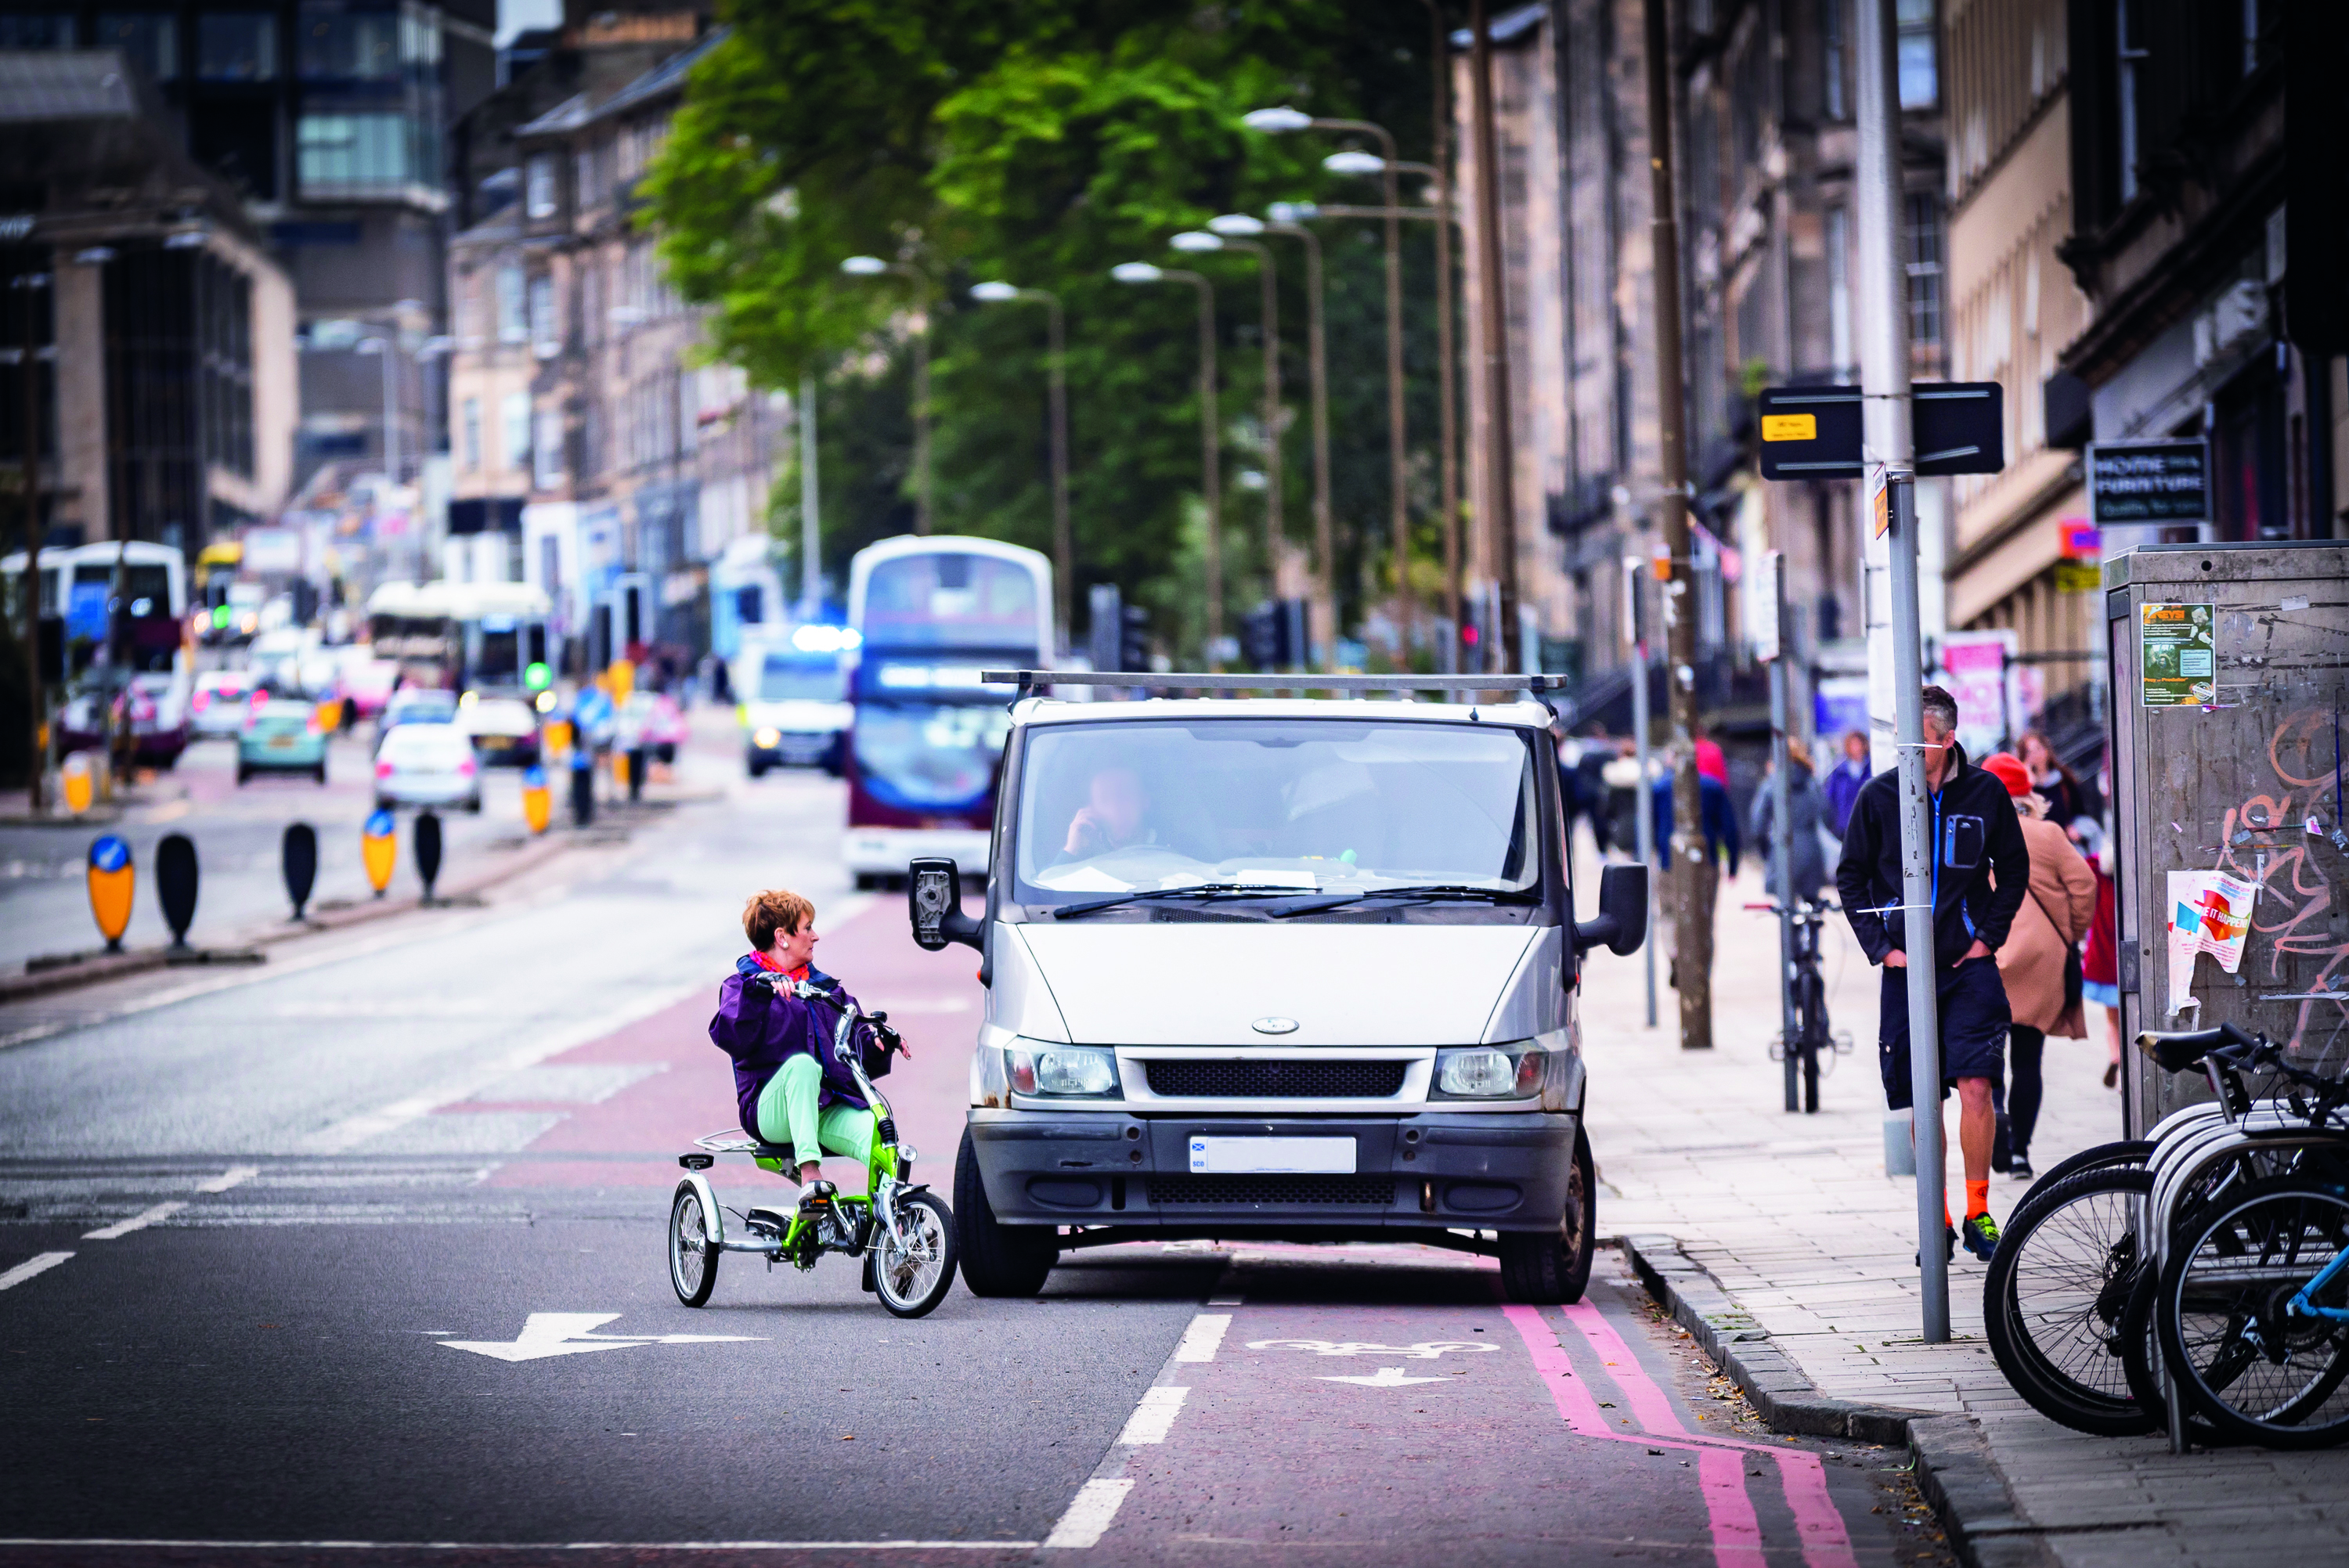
1188, 1137, 1355, 1174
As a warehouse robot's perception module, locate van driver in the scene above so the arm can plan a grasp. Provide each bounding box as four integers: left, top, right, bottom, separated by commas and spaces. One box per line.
1062, 766, 1157, 859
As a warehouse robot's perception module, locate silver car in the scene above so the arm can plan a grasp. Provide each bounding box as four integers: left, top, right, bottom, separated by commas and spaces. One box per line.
373, 722, 482, 813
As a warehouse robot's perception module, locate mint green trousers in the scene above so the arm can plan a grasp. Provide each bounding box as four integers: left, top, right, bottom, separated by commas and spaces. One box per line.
755, 1054, 877, 1189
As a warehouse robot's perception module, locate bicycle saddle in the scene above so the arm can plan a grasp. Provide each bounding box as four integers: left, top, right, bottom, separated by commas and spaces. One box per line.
2135, 1021, 2255, 1073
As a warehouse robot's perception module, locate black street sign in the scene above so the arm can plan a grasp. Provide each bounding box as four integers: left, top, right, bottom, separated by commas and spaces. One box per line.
1756, 387, 1863, 478
1913, 382, 2004, 475
2087, 439, 2210, 524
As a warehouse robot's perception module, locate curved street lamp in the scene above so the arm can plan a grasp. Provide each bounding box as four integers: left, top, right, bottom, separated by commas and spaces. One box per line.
1232, 211, 1332, 672
839, 255, 933, 533
969, 281, 1072, 639
1113, 262, 1222, 669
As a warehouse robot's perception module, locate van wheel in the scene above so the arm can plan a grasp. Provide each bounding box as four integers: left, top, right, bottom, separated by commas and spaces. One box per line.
954, 1128, 1057, 1297
1499, 1126, 1597, 1304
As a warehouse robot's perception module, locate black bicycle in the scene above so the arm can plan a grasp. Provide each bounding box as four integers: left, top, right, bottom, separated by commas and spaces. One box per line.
1745, 898, 1847, 1112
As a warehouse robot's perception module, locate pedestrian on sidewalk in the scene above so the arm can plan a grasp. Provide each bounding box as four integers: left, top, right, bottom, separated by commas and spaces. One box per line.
1602, 740, 1645, 858
1834, 685, 2030, 1262
2082, 838, 2121, 1088
2017, 730, 2099, 845
1980, 752, 2095, 1181
1823, 730, 1871, 838
1652, 749, 1740, 991
1575, 722, 1616, 857
1751, 737, 1829, 906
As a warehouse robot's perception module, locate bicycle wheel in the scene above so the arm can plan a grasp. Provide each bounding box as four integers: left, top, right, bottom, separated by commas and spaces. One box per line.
2158, 1177, 2349, 1449
1793, 968, 1826, 1112
2116, 1262, 2227, 1447
1983, 1166, 2158, 1435
872, 1188, 958, 1319
2015, 1140, 2154, 1208
669, 1180, 719, 1308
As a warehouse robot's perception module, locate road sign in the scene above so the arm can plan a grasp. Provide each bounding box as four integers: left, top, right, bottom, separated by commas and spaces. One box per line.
2088, 439, 2210, 524
362, 809, 396, 897
437, 1312, 763, 1363
1913, 382, 2004, 475
86, 834, 132, 951
1756, 387, 1863, 479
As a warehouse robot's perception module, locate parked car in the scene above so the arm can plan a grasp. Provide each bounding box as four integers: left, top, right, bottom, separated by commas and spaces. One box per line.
373, 722, 482, 813
56, 670, 189, 769
381, 687, 459, 731
236, 699, 329, 785
617, 690, 688, 764
457, 691, 540, 767
190, 669, 261, 737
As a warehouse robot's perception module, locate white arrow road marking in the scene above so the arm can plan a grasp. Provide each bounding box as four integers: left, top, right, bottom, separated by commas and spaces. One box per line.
1042, 1479, 1134, 1549
0, 1252, 74, 1292
1173, 1313, 1230, 1362
437, 1312, 766, 1363
1113, 1386, 1188, 1445
1247, 1338, 1497, 1358
83, 1202, 186, 1240
194, 1166, 260, 1194
1315, 1366, 1451, 1388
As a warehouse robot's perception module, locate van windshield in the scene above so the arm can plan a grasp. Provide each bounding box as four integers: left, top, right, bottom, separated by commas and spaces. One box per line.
1011, 719, 1543, 907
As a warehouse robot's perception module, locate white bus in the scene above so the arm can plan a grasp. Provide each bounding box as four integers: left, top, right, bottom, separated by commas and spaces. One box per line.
364, 580, 556, 694
841, 535, 1053, 885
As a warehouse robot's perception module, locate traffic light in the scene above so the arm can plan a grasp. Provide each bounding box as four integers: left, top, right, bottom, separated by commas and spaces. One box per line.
1240, 600, 1307, 669
1119, 604, 1149, 672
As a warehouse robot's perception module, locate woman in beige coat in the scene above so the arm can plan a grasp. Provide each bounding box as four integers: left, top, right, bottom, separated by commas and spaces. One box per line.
1983, 752, 2096, 1178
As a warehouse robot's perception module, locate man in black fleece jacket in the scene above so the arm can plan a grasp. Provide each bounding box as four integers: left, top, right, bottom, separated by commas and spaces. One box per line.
1835, 686, 2030, 1261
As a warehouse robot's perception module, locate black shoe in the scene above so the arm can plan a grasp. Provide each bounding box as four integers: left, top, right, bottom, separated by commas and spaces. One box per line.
1915, 1225, 1958, 1265
2008, 1153, 2035, 1181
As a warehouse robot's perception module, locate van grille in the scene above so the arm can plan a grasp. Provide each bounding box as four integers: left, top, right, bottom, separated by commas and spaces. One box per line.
1143, 1060, 1408, 1098
1146, 1174, 1397, 1206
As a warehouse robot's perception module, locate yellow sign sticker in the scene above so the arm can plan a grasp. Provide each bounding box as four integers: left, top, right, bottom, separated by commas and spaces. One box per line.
1760, 413, 1817, 442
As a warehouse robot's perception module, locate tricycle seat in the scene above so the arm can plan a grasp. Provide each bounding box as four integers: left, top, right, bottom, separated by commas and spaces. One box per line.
684, 1130, 800, 1171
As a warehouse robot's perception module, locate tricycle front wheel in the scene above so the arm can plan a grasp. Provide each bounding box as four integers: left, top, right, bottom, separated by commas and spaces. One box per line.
872, 1190, 958, 1318
669, 1180, 720, 1307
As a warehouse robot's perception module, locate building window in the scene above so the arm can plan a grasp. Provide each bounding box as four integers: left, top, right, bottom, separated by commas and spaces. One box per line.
461, 398, 482, 470
298, 114, 434, 196
1904, 192, 1946, 369
92, 14, 177, 81
298, 4, 399, 81
501, 391, 530, 472
526, 155, 557, 219
2116, 0, 2147, 203
496, 264, 526, 344
0, 15, 75, 47
1827, 205, 1853, 377
533, 408, 565, 490
1821, 0, 1846, 119
528, 273, 556, 354
197, 13, 275, 79
1896, 0, 1936, 110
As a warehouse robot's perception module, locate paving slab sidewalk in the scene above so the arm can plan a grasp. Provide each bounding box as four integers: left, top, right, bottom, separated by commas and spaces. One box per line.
1575, 846, 2349, 1568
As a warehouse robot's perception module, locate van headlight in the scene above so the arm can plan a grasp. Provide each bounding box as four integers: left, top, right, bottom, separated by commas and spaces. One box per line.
1009, 1045, 1120, 1098
1433, 1045, 1543, 1099
752, 726, 782, 748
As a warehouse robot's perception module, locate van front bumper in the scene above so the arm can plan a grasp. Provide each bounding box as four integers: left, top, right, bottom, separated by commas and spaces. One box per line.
965, 1109, 1579, 1233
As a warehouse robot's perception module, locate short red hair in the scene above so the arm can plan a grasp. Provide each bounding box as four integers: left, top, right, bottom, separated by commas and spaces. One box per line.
742, 889, 814, 951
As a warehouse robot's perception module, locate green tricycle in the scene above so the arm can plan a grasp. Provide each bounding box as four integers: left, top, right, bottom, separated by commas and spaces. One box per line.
668, 982, 958, 1318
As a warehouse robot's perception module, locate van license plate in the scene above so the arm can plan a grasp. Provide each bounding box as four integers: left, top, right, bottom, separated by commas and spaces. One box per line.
1187, 1137, 1355, 1174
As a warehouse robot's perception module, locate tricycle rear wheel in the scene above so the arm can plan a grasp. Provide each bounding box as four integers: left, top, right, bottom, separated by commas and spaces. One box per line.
669, 1180, 719, 1307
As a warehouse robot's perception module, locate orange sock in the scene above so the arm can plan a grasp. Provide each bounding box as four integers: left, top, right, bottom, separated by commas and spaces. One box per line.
1966, 1180, 1990, 1220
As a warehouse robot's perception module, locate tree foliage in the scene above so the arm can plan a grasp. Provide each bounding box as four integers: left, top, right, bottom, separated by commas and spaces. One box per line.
644, 0, 1442, 656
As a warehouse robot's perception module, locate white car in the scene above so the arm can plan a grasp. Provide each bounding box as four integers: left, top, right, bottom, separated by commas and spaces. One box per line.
190, 669, 262, 737
373, 723, 483, 813
456, 694, 542, 767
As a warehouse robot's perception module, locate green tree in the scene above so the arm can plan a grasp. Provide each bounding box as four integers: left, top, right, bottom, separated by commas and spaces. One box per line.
644, 0, 1439, 660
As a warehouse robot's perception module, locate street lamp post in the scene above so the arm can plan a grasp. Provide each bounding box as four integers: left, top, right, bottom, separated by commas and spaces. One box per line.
841, 256, 933, 535
1244, 106, 1413, 661
1171, 229, 1293, 671
1216, 213, 1328, 673
1112, 262, 1221, 669
969, 281, 1072, 643
356, 337, 399, 485
11, 251, 47, 808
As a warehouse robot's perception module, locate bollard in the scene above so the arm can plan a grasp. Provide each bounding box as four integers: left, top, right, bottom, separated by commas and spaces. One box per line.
414, 809, 442, 903
543, 718, 572, 759
626, 746, 647, 802
611, 748, 630, 795
313, 698, 341, 734
607, 659, 635, 704
62, 752, 94, 815
568, 752, 594, 827
156, 832, 198, 951
86, 834, 133, 952
521, 765, 551, 834
362, 809, 397, 898
283, 823, 318, 920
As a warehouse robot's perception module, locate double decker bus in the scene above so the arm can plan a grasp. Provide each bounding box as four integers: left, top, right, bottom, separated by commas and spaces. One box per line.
363, 581, 556, 695
842, 535, 1052, 886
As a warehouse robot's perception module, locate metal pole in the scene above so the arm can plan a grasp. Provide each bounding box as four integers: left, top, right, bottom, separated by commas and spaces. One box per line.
1221, 239, 1286, 668
1044, 290, 1072, 645
1468, 0, 1520, 674
799, 369, 821, 617
1420, 0, 1461, 675
1629, 557, 1657, 1028
1769, 556, 1799, 1112
1268, 222, 1331, 673
380, 342, 398, 487
911, 318, 932, 535
17, 259, 44, 810
1187, 272, 1223, 671
1643, 0, 1711, 1051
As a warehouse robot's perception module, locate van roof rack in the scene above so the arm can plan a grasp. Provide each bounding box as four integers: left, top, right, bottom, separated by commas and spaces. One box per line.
986, 671, 1570, 710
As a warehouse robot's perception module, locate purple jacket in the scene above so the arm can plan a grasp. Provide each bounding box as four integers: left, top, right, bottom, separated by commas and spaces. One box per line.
709, 957, 869, 1144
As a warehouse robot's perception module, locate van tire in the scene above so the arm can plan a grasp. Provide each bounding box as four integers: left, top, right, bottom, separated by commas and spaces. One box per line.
1499, 1126, 1597, 1304
954, 1129, 1057, 1297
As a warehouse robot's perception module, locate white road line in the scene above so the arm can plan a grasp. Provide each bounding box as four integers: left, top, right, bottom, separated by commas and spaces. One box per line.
0, 1541, 1038, 1552
195, 1165, 261, 1194
83, 1201, 187, 1240
1041, 1480, 1135, 1550
0, 1252, 74, 1291
1113, 1385, 1189, 1445
1173, 1312, 1231, 1362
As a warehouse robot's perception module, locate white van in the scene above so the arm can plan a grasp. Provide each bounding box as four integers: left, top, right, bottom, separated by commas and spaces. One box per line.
907, 679, 1647, 1305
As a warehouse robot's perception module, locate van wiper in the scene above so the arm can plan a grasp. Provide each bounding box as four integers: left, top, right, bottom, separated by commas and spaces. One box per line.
1266, 883, 1540, 917
1049, 884, 1321, 920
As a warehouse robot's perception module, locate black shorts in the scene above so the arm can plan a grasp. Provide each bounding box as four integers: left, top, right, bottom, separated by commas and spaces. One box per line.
1878, 955, 2009, 1111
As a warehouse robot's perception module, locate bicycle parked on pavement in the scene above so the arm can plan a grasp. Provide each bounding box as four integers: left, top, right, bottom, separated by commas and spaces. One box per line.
668, 982, 959, 1318
1743, 898, 1850, 1112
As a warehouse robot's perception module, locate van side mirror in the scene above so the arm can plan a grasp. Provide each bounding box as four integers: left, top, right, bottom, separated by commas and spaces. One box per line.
1572, 863, 1648, 957
908, 856, 983, 952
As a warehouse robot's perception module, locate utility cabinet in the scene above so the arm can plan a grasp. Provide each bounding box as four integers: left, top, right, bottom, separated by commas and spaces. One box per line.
2106, 541, 2349, 1137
